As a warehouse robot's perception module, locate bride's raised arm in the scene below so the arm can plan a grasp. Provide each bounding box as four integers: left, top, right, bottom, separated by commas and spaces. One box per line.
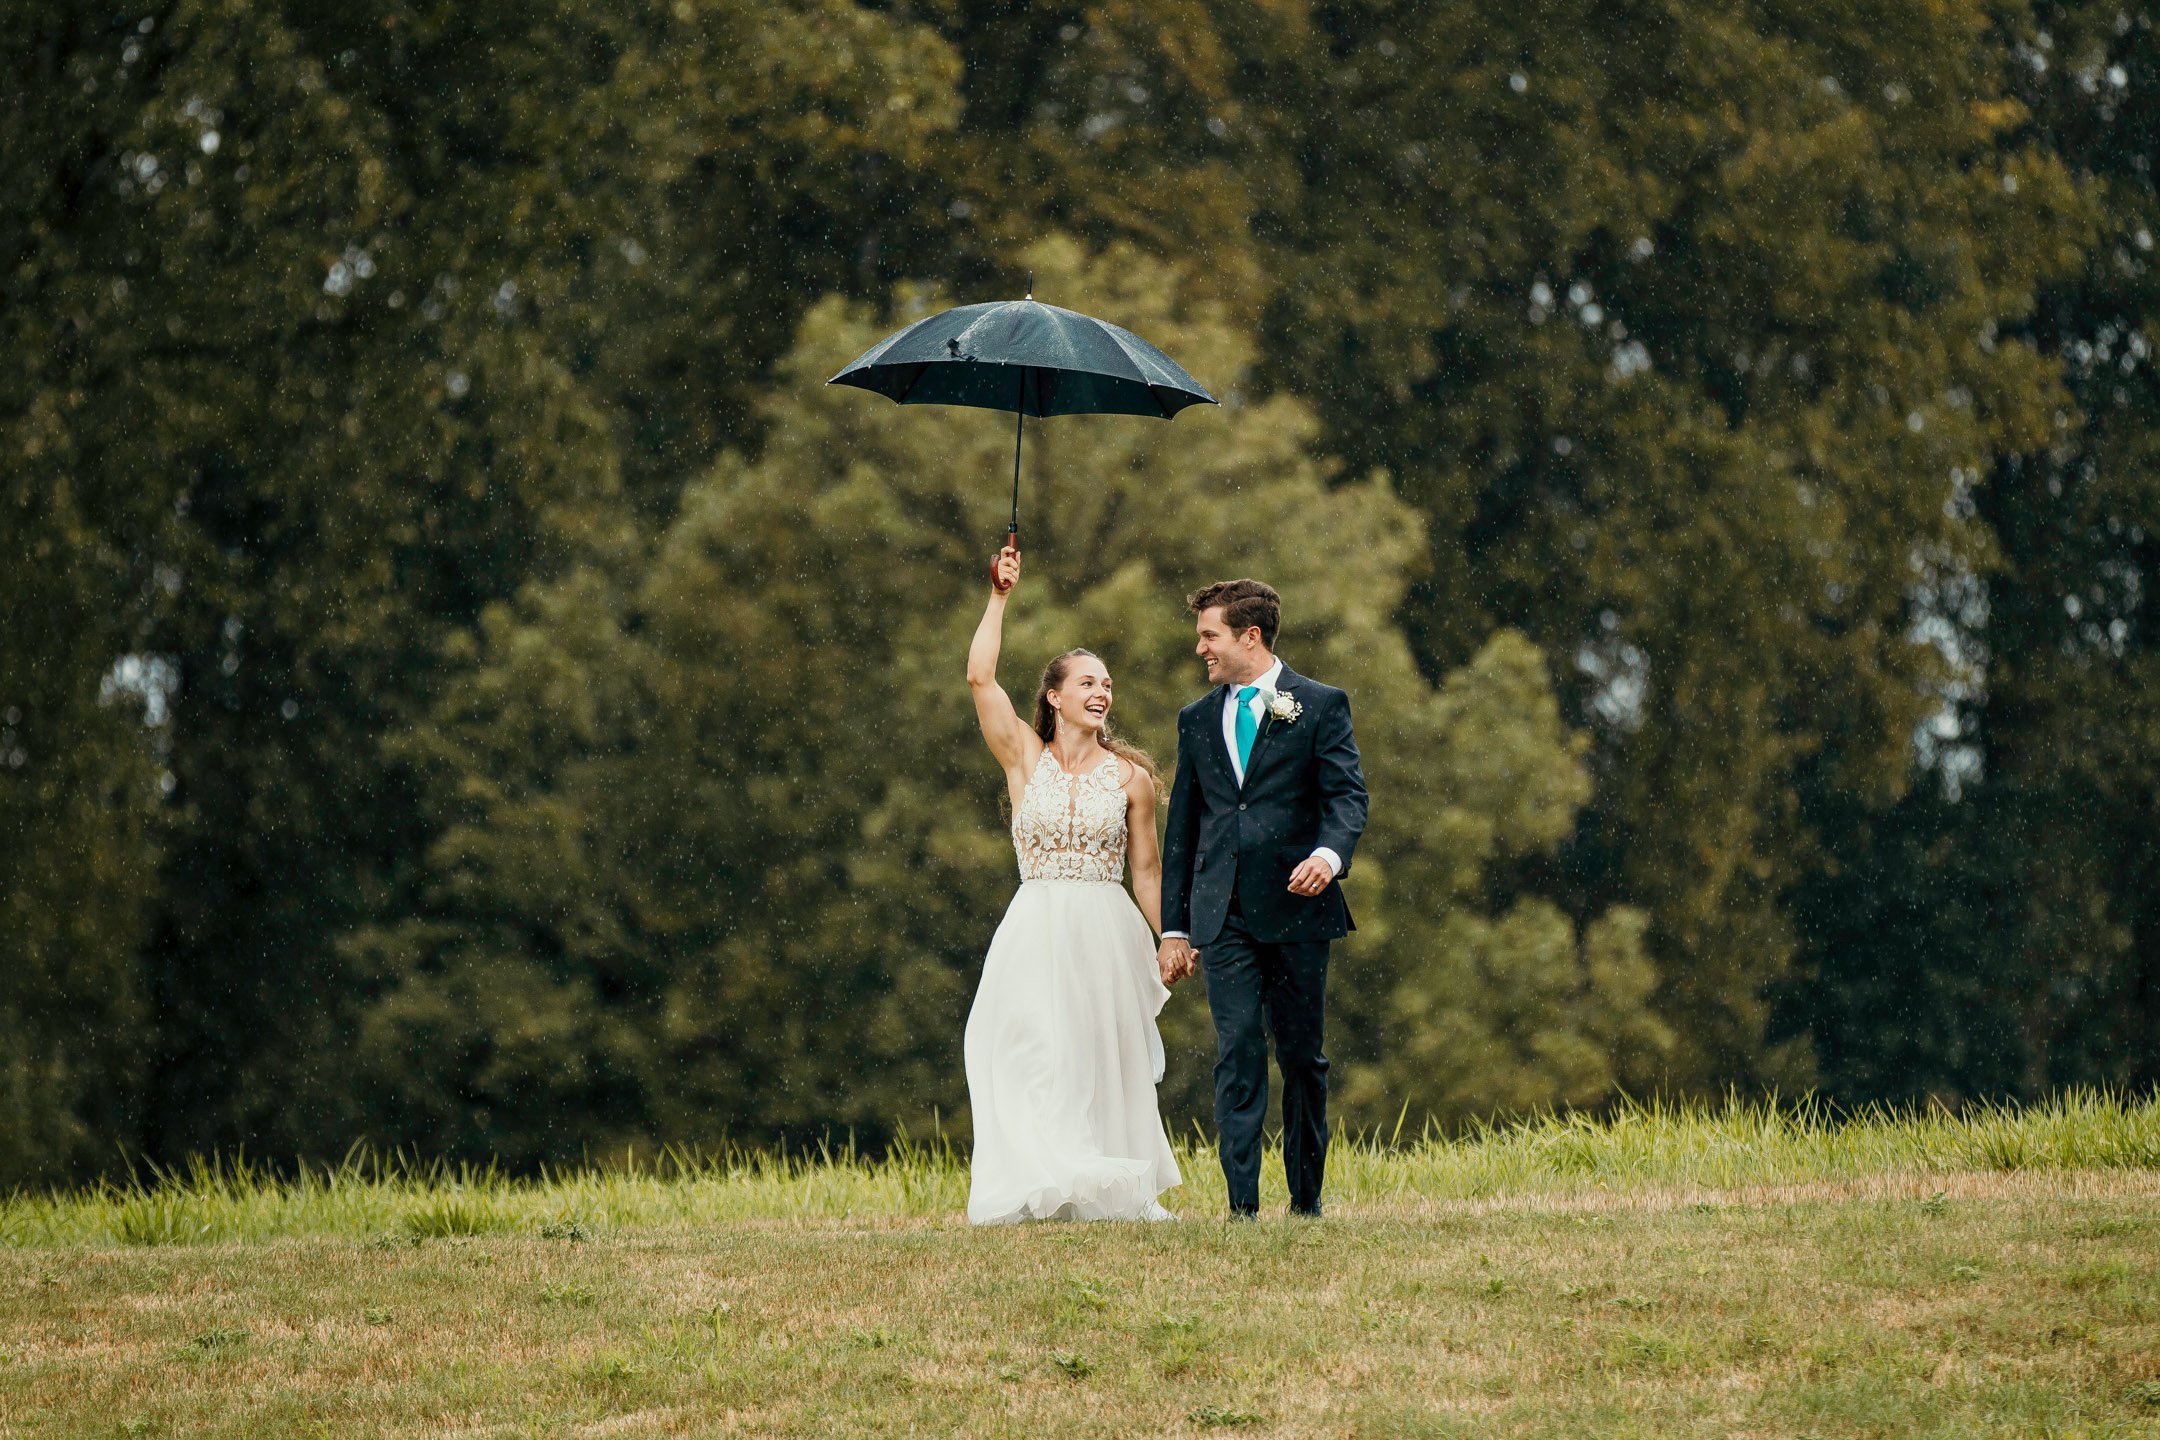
967, 547, 1039, 795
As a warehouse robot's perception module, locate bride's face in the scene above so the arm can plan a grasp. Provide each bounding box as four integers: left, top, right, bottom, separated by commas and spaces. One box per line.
1050, 657, 1113, 736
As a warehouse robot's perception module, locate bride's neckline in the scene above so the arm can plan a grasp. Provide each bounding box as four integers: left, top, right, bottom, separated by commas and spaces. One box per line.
1038, 745, 1115, 779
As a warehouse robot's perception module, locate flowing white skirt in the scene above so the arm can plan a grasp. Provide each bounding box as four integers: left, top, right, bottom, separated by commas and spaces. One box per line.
964, 878, 1182, 1224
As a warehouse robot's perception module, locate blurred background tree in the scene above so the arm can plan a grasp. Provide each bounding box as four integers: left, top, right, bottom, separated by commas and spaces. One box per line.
3, 0, 961, 1176
1778, 0, 2160, 1103
1, 0, 2153, 1183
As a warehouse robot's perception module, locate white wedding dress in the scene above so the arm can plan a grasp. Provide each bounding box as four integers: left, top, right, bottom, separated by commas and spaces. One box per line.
964, 749, 1182, 1224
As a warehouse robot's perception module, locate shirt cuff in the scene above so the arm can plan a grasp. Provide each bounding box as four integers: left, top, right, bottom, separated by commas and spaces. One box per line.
1160, 930, 1188, 940
1310, 847, 1342, 878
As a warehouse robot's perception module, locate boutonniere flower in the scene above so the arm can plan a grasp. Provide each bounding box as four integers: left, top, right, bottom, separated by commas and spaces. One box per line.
1265, 690, 1302, 725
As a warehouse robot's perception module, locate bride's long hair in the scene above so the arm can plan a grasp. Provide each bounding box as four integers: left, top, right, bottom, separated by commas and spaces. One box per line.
1032, 648, 1163, 799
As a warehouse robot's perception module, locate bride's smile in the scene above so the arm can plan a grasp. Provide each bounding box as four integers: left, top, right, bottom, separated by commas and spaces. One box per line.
1047, 662, 1114, 738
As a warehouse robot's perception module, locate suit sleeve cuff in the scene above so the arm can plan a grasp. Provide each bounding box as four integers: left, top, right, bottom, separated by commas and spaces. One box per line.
1160, 930, 1188, 940
1310, 847, 1342, 878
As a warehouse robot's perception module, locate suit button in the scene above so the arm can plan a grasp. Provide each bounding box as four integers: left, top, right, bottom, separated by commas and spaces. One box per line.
1238, 803, 1248, 811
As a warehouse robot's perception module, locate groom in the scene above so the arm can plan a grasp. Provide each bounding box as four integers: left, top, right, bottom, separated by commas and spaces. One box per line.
1158, 579, 1369, 1219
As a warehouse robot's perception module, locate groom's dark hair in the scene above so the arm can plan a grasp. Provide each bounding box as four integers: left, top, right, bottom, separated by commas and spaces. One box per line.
1187, 579, 1281, 649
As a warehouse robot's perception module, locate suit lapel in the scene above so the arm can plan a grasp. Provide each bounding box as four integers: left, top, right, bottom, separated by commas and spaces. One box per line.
1240, 664, 1301, 788
1201, 685, 1238, 790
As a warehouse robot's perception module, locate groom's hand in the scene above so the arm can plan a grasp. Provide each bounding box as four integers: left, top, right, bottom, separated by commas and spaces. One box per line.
1157, 937, 1196, 986
1287, 857, 1333, 897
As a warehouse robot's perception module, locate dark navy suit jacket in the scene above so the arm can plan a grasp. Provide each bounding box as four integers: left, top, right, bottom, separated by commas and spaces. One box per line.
1160, 664, 1369, 946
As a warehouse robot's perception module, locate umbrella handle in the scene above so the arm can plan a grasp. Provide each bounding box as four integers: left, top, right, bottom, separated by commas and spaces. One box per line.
991, 528, 1018, 593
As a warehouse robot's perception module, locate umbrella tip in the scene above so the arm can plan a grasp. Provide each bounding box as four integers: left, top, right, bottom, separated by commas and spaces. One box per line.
1025, 271, 1034, 301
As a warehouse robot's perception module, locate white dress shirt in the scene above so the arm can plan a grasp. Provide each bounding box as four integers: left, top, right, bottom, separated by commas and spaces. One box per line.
1160, 658, 1340, 941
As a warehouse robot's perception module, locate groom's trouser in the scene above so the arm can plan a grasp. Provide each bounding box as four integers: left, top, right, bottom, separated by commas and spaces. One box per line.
1199, 893, 1330, 1214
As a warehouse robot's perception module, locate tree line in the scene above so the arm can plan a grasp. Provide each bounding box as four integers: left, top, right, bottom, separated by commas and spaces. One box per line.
2, 0, 2153, 1185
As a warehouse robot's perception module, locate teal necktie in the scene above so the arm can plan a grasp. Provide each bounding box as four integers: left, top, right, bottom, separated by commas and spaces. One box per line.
1235, 685, 1260, 778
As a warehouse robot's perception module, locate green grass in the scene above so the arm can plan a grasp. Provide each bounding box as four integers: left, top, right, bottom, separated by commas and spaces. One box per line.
4, 1093, 2159, 1438
9, 1090, 2160, 1249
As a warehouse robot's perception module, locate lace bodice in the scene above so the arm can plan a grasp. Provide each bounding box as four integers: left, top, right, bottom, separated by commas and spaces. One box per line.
1014, 749, 1127, 883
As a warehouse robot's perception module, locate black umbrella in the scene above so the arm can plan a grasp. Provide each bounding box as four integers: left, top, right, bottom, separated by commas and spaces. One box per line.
827, 274, 1216, 557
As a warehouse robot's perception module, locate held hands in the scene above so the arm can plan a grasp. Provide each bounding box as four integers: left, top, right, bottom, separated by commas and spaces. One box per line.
1156, 868, 1329, 985
990, 545, 1020, 595
1286, 856, 1333, 897
1156, 936, 1197, 986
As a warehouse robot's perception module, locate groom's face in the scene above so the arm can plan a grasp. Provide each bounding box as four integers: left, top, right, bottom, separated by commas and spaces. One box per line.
1194, 607, 1266, 685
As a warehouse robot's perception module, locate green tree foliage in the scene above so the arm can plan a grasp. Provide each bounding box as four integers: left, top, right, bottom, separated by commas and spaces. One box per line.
338, 241, 1660, 1161
1985, 1, 2160, 1092
912, 0, 1264, 310
0, 0, 960, 1181
1354, 638, 1668, 1122
6, 0, 2157, 1184
1784, 3, 2160, 1102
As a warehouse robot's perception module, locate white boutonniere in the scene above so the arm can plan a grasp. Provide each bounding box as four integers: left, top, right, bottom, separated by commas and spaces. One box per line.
1265, 690, 1302, 725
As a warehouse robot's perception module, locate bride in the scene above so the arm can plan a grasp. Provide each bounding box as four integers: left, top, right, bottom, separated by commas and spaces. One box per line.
961, 545, 1182, 1224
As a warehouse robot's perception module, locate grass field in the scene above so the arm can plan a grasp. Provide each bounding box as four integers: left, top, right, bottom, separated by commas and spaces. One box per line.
5, 1094, 2160, 1438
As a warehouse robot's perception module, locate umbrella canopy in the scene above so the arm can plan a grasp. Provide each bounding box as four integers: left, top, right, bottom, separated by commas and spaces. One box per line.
828, 297, 1216, 419
827, 278, 1217, 563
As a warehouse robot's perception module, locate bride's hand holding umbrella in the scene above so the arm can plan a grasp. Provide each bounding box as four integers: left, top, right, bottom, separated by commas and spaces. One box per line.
969, 544, 1034, 807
